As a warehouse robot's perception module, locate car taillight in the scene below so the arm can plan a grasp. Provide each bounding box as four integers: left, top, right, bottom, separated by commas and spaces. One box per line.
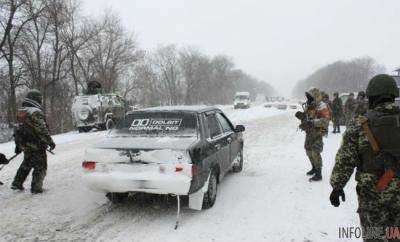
191, 164, 198, 176
82, 161, 96, 170
175, 165, 183, 172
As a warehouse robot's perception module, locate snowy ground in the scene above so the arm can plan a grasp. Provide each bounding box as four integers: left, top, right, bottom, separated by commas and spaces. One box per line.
0, 104, 361, 241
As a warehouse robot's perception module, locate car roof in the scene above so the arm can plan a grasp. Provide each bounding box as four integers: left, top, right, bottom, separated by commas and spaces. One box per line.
127, 105, 220, 114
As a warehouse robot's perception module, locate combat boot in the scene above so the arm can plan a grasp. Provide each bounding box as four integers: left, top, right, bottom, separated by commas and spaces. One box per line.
306, 165, 315, 176
31, 188, 43, 194
309, 168, 322, 182
11, 183, 24, 191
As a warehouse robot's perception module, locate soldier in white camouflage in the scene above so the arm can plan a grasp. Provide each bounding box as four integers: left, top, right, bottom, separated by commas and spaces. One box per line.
330, 74, 400, 242
11, 90, 55, 194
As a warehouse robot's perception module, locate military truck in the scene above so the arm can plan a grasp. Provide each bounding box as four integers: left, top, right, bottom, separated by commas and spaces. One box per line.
71, 81, 126, 133
71, 94, 126, 132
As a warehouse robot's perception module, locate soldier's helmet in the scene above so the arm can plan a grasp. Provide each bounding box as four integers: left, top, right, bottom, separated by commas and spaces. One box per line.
26, 89, 43, 105
333, 92, 339, 97
366, 74, 399, 98
307, 87, 322, 103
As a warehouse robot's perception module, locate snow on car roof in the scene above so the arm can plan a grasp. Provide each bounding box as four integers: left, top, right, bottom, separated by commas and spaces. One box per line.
130, 105, 219, 113
235, 92, 250, 96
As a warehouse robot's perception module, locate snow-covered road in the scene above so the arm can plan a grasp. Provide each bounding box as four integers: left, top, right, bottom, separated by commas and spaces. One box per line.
0, 105, 361, 241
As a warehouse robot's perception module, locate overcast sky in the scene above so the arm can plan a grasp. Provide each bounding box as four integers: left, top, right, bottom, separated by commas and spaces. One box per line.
82, 0, 400, 96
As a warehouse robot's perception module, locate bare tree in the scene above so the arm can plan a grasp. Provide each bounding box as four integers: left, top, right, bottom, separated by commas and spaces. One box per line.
0, 0, 46, 123
292, 56, 386, 98
152, 44, 183, 105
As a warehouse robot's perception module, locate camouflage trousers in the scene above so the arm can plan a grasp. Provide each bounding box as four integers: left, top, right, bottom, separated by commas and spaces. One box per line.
12, 150, 47, 191
306, 149, 322, 169
356, 179, 400, 242
332, 114, 341, 132
305, 132, 323, 169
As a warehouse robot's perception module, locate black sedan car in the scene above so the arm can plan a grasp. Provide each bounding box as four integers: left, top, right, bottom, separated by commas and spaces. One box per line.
82, 106, 245, 210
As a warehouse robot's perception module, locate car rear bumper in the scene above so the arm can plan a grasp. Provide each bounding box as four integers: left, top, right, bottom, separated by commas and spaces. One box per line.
83, 171, 192, 195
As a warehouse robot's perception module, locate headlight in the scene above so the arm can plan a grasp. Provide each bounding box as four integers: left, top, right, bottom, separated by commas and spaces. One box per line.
78, 109, 90, 120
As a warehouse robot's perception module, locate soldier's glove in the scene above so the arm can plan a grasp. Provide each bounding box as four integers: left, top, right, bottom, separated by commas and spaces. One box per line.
295, 111, 305, 120
330, 189, 345, 207
49, 142, 56, 151
0, 153, 9, 165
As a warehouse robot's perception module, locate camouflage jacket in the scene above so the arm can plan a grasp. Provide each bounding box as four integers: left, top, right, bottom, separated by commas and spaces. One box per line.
305, 101, 331, 133
344, 98, 356, 115
15, 103, 54, 153
354, 98, 368, 117
331, 97, 343, 116
303, 101, 331, 151
330, 103, 400, 210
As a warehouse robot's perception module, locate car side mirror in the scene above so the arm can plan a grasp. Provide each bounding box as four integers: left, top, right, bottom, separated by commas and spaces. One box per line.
235, 125, 245, 132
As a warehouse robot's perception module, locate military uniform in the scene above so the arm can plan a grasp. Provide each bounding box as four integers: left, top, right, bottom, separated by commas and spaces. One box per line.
344, 95, 357, 126
12, 90, 55, 193
330, 75, 400, 242
355, 92, 369, 117
332, 93, 343, 133
297, 88, 330, 181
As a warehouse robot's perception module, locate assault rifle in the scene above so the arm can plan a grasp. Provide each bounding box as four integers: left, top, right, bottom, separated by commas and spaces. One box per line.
295, 101, 316, 131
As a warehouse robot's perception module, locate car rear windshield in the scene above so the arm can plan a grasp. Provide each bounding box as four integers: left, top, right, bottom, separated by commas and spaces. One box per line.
114, 111, 198, 137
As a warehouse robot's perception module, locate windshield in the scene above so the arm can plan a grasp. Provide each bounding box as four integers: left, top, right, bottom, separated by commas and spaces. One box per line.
113, 111, 198, 137
73, 95, 98, 106
235, 95, 249, 100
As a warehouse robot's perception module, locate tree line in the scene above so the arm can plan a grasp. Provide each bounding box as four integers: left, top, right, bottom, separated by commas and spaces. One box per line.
0, 0, 275, 135
292, 56, 386, 98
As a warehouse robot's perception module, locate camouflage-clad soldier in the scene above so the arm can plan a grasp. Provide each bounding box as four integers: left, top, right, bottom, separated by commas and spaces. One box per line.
331, 92, 343, 133
295, 87, 330, 181
12, 90, 55, 194
355, 91, 369, 117
344, 93, 356, 126
321, 92, 332, 136
330, 74, 400, 242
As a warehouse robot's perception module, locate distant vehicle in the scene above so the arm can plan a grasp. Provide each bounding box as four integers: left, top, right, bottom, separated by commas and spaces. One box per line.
289, 105, 298, 110
276, 104, 288, 110
234, 92, 251, 109
82, 106, 245, 211
71, 94, 125, 133
264, 104, 272, 108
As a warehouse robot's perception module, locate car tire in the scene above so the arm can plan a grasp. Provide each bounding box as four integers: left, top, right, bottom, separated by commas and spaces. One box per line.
232, 149, 244, 173
202, 169, 218, 209
78, 127, 91, 133
106, 192, 128, 204
106, 119, 114, 130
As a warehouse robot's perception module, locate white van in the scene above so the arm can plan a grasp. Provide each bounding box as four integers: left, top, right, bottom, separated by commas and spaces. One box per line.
234, 92, 251, 109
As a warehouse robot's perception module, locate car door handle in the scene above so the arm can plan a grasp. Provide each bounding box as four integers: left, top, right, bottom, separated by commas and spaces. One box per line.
227, 137, 232, 143
215, 144, 221, 150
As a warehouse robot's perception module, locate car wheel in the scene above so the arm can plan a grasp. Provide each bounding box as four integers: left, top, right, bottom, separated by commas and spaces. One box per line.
202, 169, 218, 209
78, 127, 91, 133
106, 119, 114, 130
232, 149, 244, 173
106, 192, 128, 204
